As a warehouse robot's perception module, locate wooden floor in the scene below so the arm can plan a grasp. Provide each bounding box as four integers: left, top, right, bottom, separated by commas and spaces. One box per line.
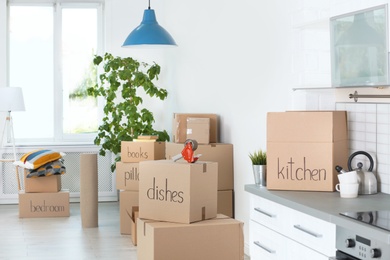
0, 202, 250, 260
0, 202, 136, 260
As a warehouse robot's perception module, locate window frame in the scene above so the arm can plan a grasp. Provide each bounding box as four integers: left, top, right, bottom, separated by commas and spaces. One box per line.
6, 0, 105, 145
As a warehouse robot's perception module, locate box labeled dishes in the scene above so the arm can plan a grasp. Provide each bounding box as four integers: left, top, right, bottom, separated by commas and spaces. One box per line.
139, 160, 218, 224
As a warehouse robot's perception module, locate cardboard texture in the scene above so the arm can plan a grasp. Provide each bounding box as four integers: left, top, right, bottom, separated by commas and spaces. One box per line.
218, 190, 234, 218
186, 117, 210, 144
267, 111, 349, 191
24, 170, 62, 193
121, 141, 165, 163
139, 160, 218, 224
119, 190, 139, 235
165, 142, 234, 190
19, 190, 70, 218
80, 153, 98, 228
172, 113, 218, 143
116, 162, 139, 191
137, 215, 244, 260
130, 206, 139, 246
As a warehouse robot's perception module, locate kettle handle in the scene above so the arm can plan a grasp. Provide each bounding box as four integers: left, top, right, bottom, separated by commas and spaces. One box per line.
347, 151, 374, 171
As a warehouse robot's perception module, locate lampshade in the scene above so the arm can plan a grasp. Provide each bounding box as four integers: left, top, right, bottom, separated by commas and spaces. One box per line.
0, 87, 25, 112
122, 8, 177, 47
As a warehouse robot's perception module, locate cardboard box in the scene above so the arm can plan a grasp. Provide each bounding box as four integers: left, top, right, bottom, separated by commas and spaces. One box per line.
119, 190, 139, 235
137, 215, 244, 260
24, 170, 61, 193
121, 141, 165, 163
186, 117, 210, 144
173, 113, 218, 143
116, 162, 139, 191
165, 142, 234, 190
267, 111, 349, 191
218, 190, 234, 218
139, 160, 218, 224
131, 206, 139, 246
19, 190, 70, 218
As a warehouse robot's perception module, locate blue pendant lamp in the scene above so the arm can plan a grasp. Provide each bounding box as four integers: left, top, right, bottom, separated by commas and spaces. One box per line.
122, 0, 177, 47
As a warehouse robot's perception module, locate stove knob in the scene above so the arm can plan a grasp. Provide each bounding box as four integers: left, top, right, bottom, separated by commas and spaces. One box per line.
345, 238, 356, 248
371, 248, 381, 258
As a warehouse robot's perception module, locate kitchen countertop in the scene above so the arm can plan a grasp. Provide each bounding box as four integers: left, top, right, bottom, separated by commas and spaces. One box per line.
245, 184, 390, 244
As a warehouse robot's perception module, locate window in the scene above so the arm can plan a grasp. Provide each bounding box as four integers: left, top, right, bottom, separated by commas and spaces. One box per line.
8, 1, 103, 144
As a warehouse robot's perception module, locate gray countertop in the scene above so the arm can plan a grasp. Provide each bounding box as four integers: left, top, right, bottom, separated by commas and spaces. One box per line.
245, 184, 390, 244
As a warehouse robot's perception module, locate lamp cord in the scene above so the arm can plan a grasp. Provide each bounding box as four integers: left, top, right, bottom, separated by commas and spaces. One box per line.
148, 0, 151, 9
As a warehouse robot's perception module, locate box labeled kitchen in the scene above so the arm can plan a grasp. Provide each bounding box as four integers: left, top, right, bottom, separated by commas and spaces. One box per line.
267, 111, 349, 191
139, 160, 218, 224
116, 162, 139, 191
24, 170, 62, 193
186, 117, 210, 144
19, 190, 70, 218
165, 142, 233, 190
121, 141, 165, 163
172, 113, 218, 143
137, 215, 244, 260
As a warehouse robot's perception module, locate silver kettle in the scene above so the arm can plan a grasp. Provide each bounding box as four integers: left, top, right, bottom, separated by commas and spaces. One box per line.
347, 151, 377, 195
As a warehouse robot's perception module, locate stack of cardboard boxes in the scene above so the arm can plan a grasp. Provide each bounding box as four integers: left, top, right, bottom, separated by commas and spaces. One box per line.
165, 113, 235, 217
116, 139, 166, 236
116, 113, 239, 254
137, 159, 243, 260
18, 169, 69, 218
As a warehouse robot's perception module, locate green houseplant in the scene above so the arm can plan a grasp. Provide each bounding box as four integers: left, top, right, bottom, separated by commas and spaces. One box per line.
249, 149, 267, 186
87, 53, 170, 171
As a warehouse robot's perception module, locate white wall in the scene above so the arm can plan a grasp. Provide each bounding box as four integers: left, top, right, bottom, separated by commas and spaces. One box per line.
107, 0, 298, 253
0, 0, 8, 141
162, 0, 297, 253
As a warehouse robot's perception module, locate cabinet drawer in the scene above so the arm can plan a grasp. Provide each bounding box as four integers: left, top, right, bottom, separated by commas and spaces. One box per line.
249, 220, 286, 260
250, 195, 287, 233
287, 236, 330, 260
286, 208, 335, 256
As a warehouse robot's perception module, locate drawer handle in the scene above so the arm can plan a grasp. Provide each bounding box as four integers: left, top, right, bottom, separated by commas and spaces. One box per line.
293, 224, 322, 238
254, 207, 276, 218
254, 241, 275, 254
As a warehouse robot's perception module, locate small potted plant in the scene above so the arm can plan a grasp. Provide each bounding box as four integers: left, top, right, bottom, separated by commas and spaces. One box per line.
249, 149, 267, 186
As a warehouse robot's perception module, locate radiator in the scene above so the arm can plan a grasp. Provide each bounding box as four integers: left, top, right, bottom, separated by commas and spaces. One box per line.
0, 145, 117, 204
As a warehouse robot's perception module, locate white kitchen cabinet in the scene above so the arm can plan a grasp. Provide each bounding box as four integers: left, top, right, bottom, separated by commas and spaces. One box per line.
249, 194, 335, 259
286, 206, 335, 256
249, 220, 286, 260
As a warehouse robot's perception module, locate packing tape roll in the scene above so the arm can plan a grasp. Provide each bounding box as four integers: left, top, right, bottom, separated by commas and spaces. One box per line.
80, 153, 98, 228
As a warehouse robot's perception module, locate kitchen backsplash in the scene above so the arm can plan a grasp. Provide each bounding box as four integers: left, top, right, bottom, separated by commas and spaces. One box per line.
336, 103, 390, 194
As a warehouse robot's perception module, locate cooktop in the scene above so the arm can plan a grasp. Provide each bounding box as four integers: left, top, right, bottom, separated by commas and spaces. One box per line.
340, 211, 390, 232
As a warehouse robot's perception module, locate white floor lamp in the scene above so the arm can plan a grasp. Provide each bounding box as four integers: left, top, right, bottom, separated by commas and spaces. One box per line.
0, 87, 25, 162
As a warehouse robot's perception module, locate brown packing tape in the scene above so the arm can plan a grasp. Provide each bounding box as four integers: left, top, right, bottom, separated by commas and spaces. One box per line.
80, 153, 98, 228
